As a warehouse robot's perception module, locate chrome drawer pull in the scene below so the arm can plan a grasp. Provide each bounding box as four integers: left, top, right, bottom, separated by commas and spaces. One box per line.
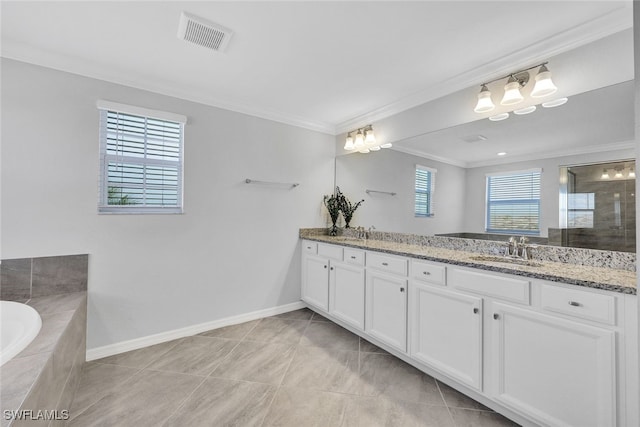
382, 262, 389, 266
568, 301, 582, 307
350, 256, 357, 259
423, 271, 431, 275
307, 246, 311, 249
400, 287, 405, 292
473, 308, 479, 314
493, 313, 500, 320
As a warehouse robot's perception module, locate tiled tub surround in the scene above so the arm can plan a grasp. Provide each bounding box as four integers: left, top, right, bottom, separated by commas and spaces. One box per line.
299, 228, 636, 294
1, 255, 88, 301
1, 255, 88, 427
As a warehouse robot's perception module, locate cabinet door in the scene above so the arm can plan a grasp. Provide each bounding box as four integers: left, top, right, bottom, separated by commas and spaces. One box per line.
410, 283, 482, 390
490, 302, 616, 427
365, 271, 408, 352
329, 261, 365, 330
302, 254, 329, 311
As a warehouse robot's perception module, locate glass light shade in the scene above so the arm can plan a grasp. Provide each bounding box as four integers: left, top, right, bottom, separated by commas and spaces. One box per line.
601, 169, 610, 179
474, 85, 495, 113
615, 170, 623, 178
344, 134, 354, 150
513, 105, 536, 115
629, 170, 636, 179
489, 113, 509, 121
542, 97, 568, 108
380, 143, 393, 148
354, 130, 365, 148
364, 128, 376, 145
501, 78, 524, 105
531, 65, 557, 98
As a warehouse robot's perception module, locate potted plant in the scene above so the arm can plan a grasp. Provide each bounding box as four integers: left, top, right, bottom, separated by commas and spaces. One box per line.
336, 187, 364, 229
323, 191, 341, 236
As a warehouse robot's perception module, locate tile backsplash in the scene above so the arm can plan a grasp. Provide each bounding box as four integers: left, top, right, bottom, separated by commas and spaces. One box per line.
0, 254, 88, 301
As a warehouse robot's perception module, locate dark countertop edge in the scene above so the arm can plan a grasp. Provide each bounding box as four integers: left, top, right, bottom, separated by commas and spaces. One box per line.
301, 236, 637, 295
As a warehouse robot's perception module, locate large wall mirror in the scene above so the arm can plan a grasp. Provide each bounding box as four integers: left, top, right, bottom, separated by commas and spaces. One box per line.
335, 29, 635, 253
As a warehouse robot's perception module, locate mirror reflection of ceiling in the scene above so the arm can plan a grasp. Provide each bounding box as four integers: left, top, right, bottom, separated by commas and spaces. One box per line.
394, 81, 634, 168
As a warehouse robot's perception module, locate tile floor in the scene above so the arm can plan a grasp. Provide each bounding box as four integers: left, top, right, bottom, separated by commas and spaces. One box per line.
66, 308, 520, 427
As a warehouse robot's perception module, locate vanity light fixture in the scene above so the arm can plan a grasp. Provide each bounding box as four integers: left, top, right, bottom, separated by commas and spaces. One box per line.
530, 64, 558, 98
601, 169, 610, 179
489, 113, 509, 121
513, 105, 537, 115
629, 169, 636, 179
542, 97, 568, 108
343, 125, 391, 153
614, 168, 624, 179
474, 84, 495, 113
474, 62, 562, 119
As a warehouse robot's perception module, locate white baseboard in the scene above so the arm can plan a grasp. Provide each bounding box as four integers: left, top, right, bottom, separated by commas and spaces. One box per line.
86, 300, 306, 361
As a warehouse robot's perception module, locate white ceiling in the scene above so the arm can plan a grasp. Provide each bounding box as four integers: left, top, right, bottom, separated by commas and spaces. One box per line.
0, 0, 633, 137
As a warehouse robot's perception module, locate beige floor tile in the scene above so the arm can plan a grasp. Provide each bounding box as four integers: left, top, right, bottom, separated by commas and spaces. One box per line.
68, 362, 139, 419
95, 339, 181, 369
449, 408, 521, 427
197, 319, 259, 340
261, 386, 349, 427
164, 377, 276, 427
211, 340, 296, 384
66, 370, 202, 427
244, 318, 308, 345
146, 336, 239, 376
437, 380, 493, 411
272, 308, 314, 321
359, 337, 388, 354
299, 320, 359, 351
342, 396, 455, 427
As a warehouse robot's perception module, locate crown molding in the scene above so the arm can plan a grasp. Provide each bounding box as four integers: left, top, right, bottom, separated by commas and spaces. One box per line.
464, 140, 636, 169
1, 40, 337, 135
335, 4, 632, 134
389, 146, 468, 169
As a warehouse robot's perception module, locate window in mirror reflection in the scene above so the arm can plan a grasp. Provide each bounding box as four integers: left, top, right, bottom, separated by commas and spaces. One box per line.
559, 161, 635, 252
486, 169, 541, 235
415, 165, 436, 217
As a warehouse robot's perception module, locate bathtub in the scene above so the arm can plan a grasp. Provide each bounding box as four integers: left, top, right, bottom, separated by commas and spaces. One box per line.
0, 300, 42, 366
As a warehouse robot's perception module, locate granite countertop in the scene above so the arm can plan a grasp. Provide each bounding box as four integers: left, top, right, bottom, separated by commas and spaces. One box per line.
303, 235, 637, 295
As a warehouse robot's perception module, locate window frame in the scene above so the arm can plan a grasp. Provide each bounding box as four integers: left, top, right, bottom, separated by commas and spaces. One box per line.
485, 168, 541, 235
97, 100, 187, 214
414, 164, 436, 218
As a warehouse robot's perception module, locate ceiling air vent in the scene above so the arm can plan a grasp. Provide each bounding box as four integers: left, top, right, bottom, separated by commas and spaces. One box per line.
177, 12, 233, 52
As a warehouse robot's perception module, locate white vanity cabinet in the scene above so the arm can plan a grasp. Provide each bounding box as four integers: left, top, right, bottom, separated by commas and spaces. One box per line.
409, 280, 483, 391
365, 252, 409, 352
489, 301, 616, 427
329, 248, 366, 330
300, 239, 638, 427
301, 240, 365, 330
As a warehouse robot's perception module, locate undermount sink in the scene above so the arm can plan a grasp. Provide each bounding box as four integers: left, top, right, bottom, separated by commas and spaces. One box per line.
469, 255, 543, 268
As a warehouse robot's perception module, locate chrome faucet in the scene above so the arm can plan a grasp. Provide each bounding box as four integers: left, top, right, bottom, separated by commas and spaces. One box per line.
504, 236, 533, 260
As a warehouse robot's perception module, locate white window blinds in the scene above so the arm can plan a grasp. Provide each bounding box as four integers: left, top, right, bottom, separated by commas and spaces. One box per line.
486, 169, 541, 234
415, 165, 436, 217
98, 102, 186, 214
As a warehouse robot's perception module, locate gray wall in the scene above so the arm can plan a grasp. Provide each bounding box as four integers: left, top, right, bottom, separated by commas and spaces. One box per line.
335, 149, 467, 234
1, 59, 336, 349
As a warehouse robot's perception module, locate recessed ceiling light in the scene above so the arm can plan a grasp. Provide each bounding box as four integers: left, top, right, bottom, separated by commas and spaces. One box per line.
497, 152, 507, 156
489, 113, 509, 121
513, 105, 537, 115
542, 97, 568, 108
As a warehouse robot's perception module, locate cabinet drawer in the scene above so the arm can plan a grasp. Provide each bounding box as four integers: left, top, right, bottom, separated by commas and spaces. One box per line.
366, 252, 408, 276
541, 285, 616, 325
302, 240, 317, 254
411, 260, 446, 285
318, 243, 343, 261
344, 248, 365, 266
450, 268, 530, 305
